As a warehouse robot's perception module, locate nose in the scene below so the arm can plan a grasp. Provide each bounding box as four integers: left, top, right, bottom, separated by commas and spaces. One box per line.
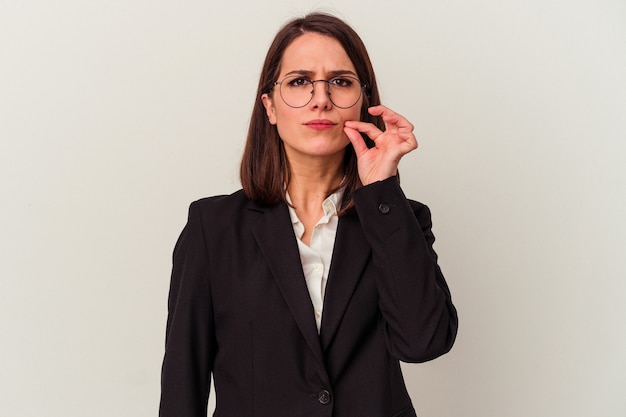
309, 80, 332, 109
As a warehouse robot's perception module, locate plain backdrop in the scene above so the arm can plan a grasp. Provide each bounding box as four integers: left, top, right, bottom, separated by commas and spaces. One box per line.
1, 0, 625, 416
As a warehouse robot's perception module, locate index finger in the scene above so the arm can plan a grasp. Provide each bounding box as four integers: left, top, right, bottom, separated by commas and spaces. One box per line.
368, 105, 414, 131
367, 105, 392, 117
343, 120, 382, 140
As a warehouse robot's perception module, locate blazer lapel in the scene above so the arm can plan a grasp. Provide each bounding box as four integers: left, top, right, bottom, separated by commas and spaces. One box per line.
247, 201, 327, 372
319, 213, 371, 350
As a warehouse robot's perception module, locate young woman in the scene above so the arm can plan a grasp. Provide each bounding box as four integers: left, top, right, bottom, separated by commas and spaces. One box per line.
159, 13, 458, 417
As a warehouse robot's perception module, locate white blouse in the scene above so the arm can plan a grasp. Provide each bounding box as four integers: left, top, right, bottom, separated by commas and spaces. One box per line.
286, 189, 343, 333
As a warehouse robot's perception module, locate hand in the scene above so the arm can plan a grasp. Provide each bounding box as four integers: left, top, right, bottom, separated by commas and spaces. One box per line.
343, 105, 418, 186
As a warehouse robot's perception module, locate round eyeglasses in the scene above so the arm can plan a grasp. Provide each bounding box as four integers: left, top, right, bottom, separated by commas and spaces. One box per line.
273, 75, 366, 109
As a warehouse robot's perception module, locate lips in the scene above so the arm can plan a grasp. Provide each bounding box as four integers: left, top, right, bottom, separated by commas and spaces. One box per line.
304, 119, 337, 130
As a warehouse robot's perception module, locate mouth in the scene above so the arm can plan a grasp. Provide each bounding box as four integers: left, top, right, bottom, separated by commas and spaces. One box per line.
304, 119, 337, 130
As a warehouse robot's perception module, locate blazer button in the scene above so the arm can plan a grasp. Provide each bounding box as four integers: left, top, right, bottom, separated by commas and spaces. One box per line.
378, 203, 390, 214
318, 389, 331, 405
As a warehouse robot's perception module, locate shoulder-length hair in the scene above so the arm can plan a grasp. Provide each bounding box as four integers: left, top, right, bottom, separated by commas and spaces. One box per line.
240, 12, 384, 214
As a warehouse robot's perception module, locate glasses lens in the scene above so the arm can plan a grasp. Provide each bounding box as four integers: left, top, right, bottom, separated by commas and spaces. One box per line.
279, 76, 363, 108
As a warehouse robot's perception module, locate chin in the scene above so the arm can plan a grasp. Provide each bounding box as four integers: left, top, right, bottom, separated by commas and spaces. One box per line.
308, 138, 349, 154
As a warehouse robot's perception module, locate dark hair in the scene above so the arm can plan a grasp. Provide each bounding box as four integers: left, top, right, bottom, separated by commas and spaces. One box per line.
240, 13, 384, 213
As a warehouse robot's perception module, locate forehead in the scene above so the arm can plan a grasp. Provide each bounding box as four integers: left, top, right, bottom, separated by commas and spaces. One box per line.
279, 32, 356, 76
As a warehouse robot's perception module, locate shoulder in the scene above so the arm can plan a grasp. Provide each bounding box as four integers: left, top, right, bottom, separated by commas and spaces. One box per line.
190, 189, 249, 213
186, 189, 265, 228
183, 190, 249, 225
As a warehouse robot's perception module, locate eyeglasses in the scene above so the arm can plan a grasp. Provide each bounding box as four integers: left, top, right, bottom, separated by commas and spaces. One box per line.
272, 75, 366, 109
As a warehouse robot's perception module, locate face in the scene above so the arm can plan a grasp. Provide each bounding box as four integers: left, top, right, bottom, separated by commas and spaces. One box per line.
261, 32, 363, 163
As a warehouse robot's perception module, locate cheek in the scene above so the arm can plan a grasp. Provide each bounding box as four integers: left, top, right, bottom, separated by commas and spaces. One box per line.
273, 108, 299, 139
348, 98, 365, 121
342, 106, 362, 123
273, 105, 297, 128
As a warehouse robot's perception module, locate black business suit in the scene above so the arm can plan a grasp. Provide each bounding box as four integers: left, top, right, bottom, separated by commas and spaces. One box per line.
159, 177, 458, 417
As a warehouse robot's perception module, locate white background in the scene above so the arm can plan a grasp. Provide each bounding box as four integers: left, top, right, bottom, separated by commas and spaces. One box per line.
1, 1, 625, 416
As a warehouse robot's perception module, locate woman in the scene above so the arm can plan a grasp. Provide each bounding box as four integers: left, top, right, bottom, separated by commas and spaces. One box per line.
160, 13, 458, 417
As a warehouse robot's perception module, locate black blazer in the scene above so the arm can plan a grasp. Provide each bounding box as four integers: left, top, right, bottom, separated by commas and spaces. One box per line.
159, 178, 458, 417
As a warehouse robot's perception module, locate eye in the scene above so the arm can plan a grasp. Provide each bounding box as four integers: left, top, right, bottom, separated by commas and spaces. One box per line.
329, 77, 354, 88
286, 77, 311, 87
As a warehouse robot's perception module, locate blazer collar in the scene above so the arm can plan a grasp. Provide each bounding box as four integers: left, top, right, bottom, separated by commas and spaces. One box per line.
247, 201, 326, 375
247, 201, 371, 359
319, 213, 371, 350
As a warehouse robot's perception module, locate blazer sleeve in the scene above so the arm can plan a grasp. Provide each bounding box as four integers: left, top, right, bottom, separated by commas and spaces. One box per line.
159, 201, 215, 417
352, 177, 458, 363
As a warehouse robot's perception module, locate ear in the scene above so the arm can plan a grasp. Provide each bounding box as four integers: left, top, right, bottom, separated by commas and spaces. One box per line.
261, 93, 277, 125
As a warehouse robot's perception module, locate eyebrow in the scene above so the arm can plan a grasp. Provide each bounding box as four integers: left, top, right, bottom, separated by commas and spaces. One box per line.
283, 69, 359, 78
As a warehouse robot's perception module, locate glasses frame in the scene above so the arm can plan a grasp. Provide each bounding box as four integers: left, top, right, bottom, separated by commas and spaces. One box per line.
272, 75, 367, 109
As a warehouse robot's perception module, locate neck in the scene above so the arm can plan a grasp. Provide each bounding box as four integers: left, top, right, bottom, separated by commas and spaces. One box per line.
286, 156, 344, 209
286, 155, 344, 247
